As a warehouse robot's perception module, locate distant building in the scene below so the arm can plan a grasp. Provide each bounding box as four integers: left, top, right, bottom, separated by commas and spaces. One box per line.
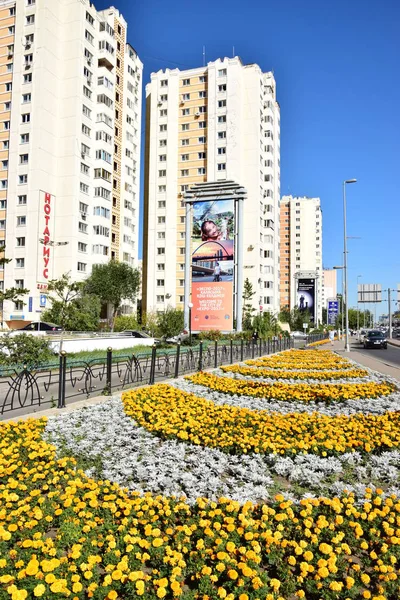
280, 195, 323, 322
322, 268, 338, 311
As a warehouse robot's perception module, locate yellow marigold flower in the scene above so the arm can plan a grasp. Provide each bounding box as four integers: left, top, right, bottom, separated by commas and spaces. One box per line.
227, 569, 238, 580
107, 592, 118, 600
33, 585, 46, 598
218, 588, 227, 599
72, 582, 83, 593
318, 567, 329, 578
157, 589, 167, 599
361, 574, 371, 585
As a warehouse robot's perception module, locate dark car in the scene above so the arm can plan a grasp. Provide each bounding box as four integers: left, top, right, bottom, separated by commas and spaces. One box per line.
363, 330, 387, 349
19, 321, 62, 332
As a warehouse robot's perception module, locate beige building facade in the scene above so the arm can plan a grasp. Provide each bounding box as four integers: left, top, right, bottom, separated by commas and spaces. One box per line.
143, 57, 281, 316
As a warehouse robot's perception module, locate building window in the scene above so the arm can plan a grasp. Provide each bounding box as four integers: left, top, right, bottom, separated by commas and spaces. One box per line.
182, 93, 190, 101
218, 131, 226, 139
198, 152, 206, 159
19, 154, 29, 165
181, 139, 189, 146
26, 14, 35, 25
217, 163, 226, 171
198, 106, 206, 113
198, 121, 206, 129
157, 248, 165, 255
159, 139, 167, 147
218, 100, 226, 108
198, 136, 206, 144
22, 94, 31, 104
156, 295, 165, 303
182, 78, 190, 86
158, 170, 166, 177
156, 279, 165, 286
218, 147, 226, 155
78, 242, 88, 253
160, 94, 168, 102
158, 216, 165, 224
157, 263, 165, 270
16, 258, 25, 269
218, 84, 226, 92
199, 91, 207, 98
1, 180, 7, 190
160, 124, 167, 132
15, 279, 24, 289
198, 167, 206, 175
14, 301, 24, 311
158, 200, 166, 208
218, 69, 227, 77
4, 121, 10, 131
158, 186, 166, 193
16, 237, 25, 247
77, 262, 87, 272
181, 123, 189, 131
181, 154, 189, 161
19, 175, 28, 185
86, 11, 95, 25
23, 74, 32, 84
181, 108, 190, 116
18, 195, 27, 205
218, 115, 226, 123
159, 154, 167, 162
22, 113, 31, 123
181, 169, 189, 176
160, 80, 168, 87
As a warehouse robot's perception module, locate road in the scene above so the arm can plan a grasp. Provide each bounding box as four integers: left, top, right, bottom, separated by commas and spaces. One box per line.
350, 340, 400, 368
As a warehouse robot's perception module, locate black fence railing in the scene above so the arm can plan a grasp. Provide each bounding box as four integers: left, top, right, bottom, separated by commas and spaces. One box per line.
0, 333, 327, 418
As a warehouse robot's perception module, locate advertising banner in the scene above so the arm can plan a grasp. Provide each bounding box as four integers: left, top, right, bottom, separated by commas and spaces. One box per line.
37, 191, 56, 284
297, 278, 316, 323
358, 284, 382, 303
327, 299, 339, 326
191, 199, 235, 331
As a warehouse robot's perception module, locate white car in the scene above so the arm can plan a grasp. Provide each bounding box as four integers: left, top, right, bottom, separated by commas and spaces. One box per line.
166, 330, 189, 343
290, 331, 308, 339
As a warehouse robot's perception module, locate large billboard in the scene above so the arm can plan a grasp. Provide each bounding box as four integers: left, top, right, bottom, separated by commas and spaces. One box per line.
191, 199, 235, 331
327, 298, 339, 326
297, 278, 316, 323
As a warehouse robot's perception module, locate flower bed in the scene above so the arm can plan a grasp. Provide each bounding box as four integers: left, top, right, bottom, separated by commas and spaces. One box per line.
2, 420, 400, 600
122, 384, 400, 456
2, 349, 400, 599
221, 364, 369, 380
187, 372, 396, 402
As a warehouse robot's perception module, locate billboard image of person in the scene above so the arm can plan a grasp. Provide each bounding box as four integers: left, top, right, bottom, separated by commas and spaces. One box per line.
296, 278, 316, 323
191, 200, 235, 331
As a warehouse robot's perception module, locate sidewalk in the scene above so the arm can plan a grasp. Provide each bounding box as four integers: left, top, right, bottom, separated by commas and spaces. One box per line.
329, 339, 400, 381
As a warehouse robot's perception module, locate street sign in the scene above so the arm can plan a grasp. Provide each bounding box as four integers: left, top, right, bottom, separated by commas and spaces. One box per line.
358, 284, 382, 303
37, 283, 48, 291
28, 297, 33, 313
36, 310, 42, 313
303, 323, 309, 329
259, 305, 263, 312
40, 294, 47, 308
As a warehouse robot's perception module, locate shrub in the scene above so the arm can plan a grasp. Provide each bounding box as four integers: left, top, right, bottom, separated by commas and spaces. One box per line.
113, 314, 140, 332
0, 333, 54, 367
198, 330, 222, 341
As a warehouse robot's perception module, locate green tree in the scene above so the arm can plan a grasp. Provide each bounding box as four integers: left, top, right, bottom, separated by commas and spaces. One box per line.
252, 311, 279, 337
0, 247, 29, 328
242, 278, 256, 331
114, 314, 140, 332
141, 310, 160, 337
45, 274, 84, 353
85, 261, 141, 331
157, 307, 184, 340
42, 293, 101, 332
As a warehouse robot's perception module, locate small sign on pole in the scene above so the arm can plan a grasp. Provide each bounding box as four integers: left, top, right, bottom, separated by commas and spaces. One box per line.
303, 323, 309, 329
259, 305, 263, 312
28, 297, 33, 313
40, 294, 47, 308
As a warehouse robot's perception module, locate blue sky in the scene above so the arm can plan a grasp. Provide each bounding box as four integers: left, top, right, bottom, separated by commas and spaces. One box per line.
97, 0, 399, 317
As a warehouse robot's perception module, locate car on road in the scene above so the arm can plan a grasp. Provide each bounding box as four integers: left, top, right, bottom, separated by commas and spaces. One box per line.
363, 330, 387, 349
358, 329, 368, 344
15, 322, 62, 333
166, 330, 190, 344
290, 331, 308, 339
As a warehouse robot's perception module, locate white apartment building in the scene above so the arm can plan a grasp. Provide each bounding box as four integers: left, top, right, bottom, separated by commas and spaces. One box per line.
0, 0, 142, 326
143, 57, 281, 316
280, 195, 323, 322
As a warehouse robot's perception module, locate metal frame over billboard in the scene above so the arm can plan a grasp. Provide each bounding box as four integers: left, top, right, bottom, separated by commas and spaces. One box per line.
358, 284, 382, 303
191, 199, 235, 332
183, 181, 247, 332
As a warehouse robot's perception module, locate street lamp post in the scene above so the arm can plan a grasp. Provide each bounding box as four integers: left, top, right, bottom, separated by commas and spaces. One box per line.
188, 302, 193, 345
343, 179, 357, 352
357, 275, 362, 334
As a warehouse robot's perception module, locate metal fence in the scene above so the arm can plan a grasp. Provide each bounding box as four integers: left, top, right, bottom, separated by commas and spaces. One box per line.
0, 334, 326, 419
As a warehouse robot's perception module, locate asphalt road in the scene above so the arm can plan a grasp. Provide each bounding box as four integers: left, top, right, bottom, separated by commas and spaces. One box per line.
351, 340, 400, 368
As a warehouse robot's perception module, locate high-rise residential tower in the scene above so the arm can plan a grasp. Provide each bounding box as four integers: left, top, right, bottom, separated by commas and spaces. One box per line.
0, 0, 142, 326
143, 57, 281, 316
280, 195, 323, 321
